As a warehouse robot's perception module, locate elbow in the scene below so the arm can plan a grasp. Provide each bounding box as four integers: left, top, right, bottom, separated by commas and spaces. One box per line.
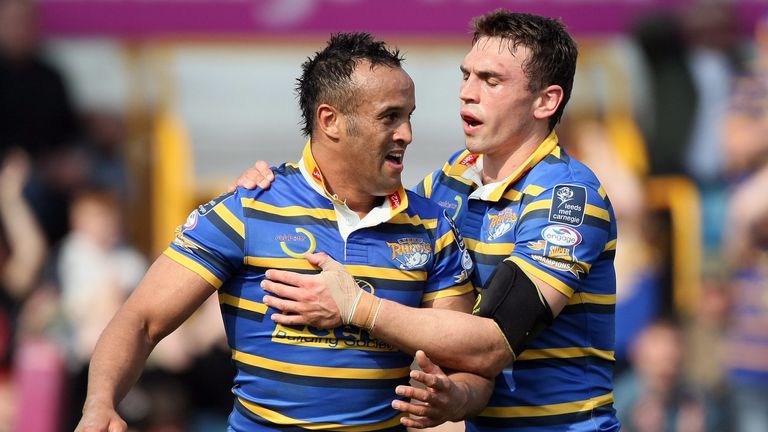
451, 347, 511, 380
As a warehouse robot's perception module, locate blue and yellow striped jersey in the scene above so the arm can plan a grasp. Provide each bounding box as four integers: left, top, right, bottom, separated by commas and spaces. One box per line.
415, 132, 620, 431
165, 142, 474, 431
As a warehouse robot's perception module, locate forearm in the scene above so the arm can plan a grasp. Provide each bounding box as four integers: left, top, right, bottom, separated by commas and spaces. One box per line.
82, 308, 155, 411
83, 255, 216, 411
448, 371, 494, 419
371, 300, 511, 378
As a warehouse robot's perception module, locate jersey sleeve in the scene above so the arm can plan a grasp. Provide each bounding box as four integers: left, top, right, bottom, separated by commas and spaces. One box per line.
164, 189, 247, 289
422, 210, 476, 303
510, 183, 612, 298
412, 169, 441, 199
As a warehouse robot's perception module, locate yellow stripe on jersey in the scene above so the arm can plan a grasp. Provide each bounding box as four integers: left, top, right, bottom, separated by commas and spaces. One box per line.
236, 397, 405, 431
231, 350, 410, 380
388, 212, 438, 229
164, 248, 223, 289
520, 199, 550, 218
241, 198, 337, 221
510, 256, 575, 297
465, 238, 515, 256
503, 184, 546, 202
434, 230, 455, 255
245, 256, 318, 270
585, 204, 610, 221
603, 239, 617, 252
422, 173, 434, 198
213, 203, 245, 238
219, 293, 268, 315
480, 392, 614, 418
344, 265, 427, 281
421, 281, 474, 303
517, 347, 615, 362
567, 292, 616, 306
597, 185, 607, 199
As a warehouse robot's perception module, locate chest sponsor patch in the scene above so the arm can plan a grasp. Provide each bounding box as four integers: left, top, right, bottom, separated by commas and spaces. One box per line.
548, 184, 586, 226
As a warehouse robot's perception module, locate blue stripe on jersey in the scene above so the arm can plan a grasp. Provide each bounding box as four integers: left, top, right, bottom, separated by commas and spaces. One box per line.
231, 398, 407, 432
416, 132, 619, 431
468, 403, 617, 431
167, 145, 473, 430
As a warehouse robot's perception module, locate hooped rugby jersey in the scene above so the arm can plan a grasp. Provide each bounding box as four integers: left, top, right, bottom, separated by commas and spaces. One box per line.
415, 131, 620, 432
165, 142, 474, 431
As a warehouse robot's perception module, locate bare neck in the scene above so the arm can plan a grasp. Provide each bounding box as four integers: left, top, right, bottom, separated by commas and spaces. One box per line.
481, 130, 550, 184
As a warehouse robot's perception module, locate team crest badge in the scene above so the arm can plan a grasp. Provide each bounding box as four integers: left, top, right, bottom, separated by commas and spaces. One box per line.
487, 209, 517, 241
387, 237, 432, 269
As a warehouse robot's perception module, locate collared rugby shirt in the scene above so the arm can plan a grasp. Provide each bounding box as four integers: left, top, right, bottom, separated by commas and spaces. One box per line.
165, 141, 474, 431
416, 132, 620, 432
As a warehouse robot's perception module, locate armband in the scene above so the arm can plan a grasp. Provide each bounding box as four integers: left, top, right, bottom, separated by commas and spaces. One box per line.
474, 259, 553, 357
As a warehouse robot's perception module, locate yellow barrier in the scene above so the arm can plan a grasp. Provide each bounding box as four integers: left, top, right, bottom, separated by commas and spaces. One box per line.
646, 176, 702, 316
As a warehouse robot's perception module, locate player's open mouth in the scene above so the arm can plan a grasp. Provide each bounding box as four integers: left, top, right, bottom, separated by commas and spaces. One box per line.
461, 112, 482, 129
385, 151, 404, 164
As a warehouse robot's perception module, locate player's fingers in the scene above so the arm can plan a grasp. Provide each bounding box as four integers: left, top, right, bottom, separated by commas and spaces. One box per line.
270, 312, 312, 326
395, 384, 431, 403
410, 369, 446, 391
236, 175, 259, 190
391, 399, 431, 417
261, 279, 304, 300
307, 252, 348, 273
265, 269, 314, 287
414, 350, 442, 376
254, 160, 274, 181
400, 416, 434, 429
262, 294, 302, 314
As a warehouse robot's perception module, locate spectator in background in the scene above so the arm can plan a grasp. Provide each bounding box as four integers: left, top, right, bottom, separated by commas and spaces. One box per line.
52, 189, 147, 429
0, 0, 83, 244
722, 162, 768, 432
722, 15, 768, 179
0, 149, 47, 429
614, 319, 710, 432
720, 17, 768, 430
632, 0, 746, 253
57, 189, 147, 369
561, 118, 660, 371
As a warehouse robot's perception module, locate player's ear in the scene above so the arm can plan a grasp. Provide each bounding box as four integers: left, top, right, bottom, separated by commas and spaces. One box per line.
317, 104, 341, 140
533, 85, 563, 121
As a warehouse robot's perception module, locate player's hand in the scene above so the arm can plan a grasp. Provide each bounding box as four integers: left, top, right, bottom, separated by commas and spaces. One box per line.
392, 350, 465, 428
75, 403, 127, 432
264, 252, 381, 329
227, 160, 274, 192
262, 252, 360, 328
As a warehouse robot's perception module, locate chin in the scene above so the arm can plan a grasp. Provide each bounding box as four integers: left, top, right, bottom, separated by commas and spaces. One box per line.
377, 180, 402, 196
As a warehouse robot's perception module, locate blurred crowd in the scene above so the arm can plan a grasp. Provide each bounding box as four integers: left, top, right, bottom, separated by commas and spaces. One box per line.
1, 0, 768, 431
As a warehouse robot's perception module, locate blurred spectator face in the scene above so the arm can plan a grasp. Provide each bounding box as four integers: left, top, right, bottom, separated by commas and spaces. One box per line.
683, 0, 738, 51
631, 322, 683, 393
70, 193, 122, 250
0, 0, 38, 61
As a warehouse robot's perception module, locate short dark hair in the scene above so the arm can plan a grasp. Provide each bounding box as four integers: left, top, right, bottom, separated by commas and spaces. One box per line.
472, 10, 578, 130
296, 32, 405, 136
